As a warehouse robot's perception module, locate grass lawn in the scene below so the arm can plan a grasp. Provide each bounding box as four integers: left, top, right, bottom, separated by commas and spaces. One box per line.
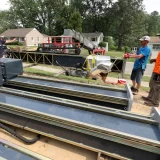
7, 45, 37, 51
24, 67, 150, 92
24, 67, 124, 88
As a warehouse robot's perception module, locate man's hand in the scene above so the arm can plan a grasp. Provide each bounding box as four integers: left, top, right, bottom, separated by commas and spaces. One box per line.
153, 73, 160, 82
12, 38, 17, 42
150, 59, 156, 64
124, 53, 130, 59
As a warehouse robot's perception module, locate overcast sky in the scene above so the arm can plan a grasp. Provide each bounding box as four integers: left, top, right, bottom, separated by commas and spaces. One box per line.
0, 0, 160, 13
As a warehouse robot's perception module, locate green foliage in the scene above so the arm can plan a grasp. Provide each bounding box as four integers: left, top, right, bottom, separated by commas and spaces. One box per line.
122, 46, 131, 53
0, 10, 18, 33
99, 41, 106, 48
68, 10, 82, 32
6, 41, 23, 46
110, 46, 117, 51
104, 36, 115, 50
0, 0, 157, 51
147, 11, 160, 36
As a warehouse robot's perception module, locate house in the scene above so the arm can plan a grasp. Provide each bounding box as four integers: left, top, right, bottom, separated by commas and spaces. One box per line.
0, 28, 49, 46
147, 35, 160, 58
81, 32, 104, 47
148, 35, 160, 50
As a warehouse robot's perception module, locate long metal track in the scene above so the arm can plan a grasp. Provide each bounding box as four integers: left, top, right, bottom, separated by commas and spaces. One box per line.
0, 88, 159, 160
0, 138, 51, 160
7, 76, 133, 111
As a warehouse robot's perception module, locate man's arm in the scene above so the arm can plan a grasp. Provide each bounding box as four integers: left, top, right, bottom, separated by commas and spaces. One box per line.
124, 53, 144, 59
5, 38, 17, 44
128, 53, 143, 59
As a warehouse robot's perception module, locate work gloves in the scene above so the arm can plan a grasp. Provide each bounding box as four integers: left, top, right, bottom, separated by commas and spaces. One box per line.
153, 73, 160, 82
124, 53, 130, 59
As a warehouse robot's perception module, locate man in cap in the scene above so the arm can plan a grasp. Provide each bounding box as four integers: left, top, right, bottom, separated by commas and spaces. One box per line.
0, 36, 16, 58
124, 36, 151, 94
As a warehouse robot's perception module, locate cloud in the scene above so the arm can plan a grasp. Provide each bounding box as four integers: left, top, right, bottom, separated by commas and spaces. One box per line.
143, 0, 160, 13
0, 0, 10, 10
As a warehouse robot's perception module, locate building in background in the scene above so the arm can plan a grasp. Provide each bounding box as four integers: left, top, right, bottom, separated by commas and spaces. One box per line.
82, 32, 104, 47
0, 28, 48, 46
149, 35, 160, 50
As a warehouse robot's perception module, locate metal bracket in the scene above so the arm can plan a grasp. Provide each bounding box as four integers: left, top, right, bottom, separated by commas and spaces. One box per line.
151, 107, 160, 128
97, 152, 114, 160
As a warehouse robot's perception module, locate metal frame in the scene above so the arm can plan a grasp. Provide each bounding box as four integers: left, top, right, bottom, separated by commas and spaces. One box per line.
0, 138, 51, 160
0, 87, 152, 122
8, 76, 130, 108
0, 103, 159, 159
4, 51, 125, 74
0, 88, 159, 159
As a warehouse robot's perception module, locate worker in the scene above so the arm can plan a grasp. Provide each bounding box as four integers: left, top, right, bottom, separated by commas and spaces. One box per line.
124, 36, 151, 94
142, 52, 160, 107
0, 36, 16, 58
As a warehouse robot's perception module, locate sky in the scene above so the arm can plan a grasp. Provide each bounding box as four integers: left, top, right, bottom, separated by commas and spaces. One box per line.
0, 0, 160, 14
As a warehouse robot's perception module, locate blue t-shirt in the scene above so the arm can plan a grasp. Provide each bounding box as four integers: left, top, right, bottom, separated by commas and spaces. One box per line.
133, 46, 151, 70
0, 40, 6, 55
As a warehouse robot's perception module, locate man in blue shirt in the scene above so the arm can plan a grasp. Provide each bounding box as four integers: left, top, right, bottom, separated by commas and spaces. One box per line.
124, 36, 151, 94
0, 36, 16, 58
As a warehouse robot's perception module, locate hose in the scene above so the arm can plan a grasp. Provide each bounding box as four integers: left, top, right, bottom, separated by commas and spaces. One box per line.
0, 122, 40, 145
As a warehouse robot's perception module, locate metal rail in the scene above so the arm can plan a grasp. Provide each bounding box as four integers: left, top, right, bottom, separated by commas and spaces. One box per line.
0, 88, 159, 159
7, 76, 132, 110
0, 138, 51, 160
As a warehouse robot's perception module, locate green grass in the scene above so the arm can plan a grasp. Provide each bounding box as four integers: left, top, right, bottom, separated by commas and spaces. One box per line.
7, 45, 37, 51
24, 67, 150, 92
24, 68, 124, 88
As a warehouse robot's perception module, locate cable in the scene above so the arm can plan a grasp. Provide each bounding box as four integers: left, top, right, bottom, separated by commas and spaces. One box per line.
0, 122, 40, 145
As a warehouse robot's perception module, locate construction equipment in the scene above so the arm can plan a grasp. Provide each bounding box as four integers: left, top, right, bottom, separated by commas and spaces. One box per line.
0, 59, 159, 160
55, 55, 113, 79
36, 29, 106, 55
0, 87, 159, 160
37, 36, 81, 55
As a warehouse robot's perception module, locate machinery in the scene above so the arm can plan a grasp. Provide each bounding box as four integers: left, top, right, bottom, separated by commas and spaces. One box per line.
56, 55, 113, 79
37, 36, 81, 55
0, 58, 159, 160
36, 29, 106, 55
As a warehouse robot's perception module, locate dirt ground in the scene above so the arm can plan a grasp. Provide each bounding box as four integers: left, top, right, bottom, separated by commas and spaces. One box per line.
0, 128, 97, 160
131, 91, 154, 116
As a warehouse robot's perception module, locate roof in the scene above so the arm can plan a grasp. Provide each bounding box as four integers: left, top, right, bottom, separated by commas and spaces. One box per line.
0, 28, 35, 37
150, 36, 160, 43
42, 34, 49, 37
81, 32, 103, 38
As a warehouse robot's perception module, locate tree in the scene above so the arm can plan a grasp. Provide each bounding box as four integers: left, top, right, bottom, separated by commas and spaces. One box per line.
0, 10, 18, 33
9, 0, 67, 35
68, 10, 82, 32
104, 36, 115, 50
147, 11, 160, 36
71, 0, 112, 32
110, 0, 144, 50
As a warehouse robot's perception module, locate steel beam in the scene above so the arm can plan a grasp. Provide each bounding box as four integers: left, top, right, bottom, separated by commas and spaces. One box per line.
0, 138, 51, 160
0, 88, 159, 159
7, 76, 132, 110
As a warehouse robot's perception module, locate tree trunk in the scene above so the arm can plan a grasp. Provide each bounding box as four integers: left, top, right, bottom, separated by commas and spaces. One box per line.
118, 36, 123, 51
